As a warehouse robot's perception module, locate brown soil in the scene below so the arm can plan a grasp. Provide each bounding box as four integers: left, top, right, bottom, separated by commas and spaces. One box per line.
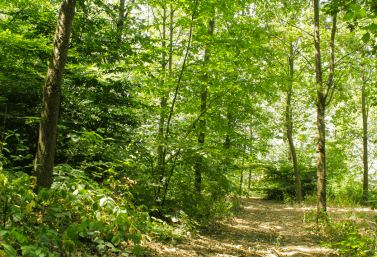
146, 197, 340, 257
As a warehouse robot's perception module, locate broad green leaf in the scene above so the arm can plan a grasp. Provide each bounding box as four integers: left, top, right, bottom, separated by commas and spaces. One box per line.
41, 191, 49, 201
53, 213, 64, 218
362, 33, 370, 43
96, 244, 107, 253
350, 3, 361, 11
61, 189, 67, 199
13, 231, 27, 243
11, 205, 20, 213
67, 226, 77, 239
112, 235, 120, 246
92, 202, 99, 211
3, 244, 17, 257
343, 12, 354, 21
368, 23, 377, 33
64, 240, 75, 254
357, 8, 366, 19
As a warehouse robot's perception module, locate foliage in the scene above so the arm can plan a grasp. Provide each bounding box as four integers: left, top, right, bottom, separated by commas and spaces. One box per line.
1, 0, 377, 254
0, 166, 154, 256
261, 161, 316, 202
304, 210, 376, 256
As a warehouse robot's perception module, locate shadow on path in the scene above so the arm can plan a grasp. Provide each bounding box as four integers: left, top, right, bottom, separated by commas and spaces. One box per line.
147, 197, 336, 256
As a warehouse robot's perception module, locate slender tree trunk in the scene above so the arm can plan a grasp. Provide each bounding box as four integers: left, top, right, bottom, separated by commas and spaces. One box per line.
1, 107, 7, 155
117, 0, 125, 40
195, 17, 214, 194
362, 72, 368, 203
157, 7, 167, 198
225, 112, 232, 148
314, 0, 337, 218
239, 145, 245, 195
34, 0, 77, 191
286, 43, 302, 203
316, 102, 326, 213
248, 122, 252, 190
157, 6, 174, 202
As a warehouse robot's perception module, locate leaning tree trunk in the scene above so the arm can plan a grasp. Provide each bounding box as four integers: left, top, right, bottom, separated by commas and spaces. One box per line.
195, 17, 215, 194
34, 0, 77, 192
362, 72, 369, 203
286, 43, 302, 203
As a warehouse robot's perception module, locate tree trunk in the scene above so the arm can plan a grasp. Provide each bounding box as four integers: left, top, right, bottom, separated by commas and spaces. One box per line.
362, 72, 368, 203
248, 122, 252, 190
1, 107, 7, 155
117, 0, 125, 39
239, 145, 245, 195
156, 7, 168, 199
195, 17, 214, 194
34, 0, 77, 192
316, 102, 326, 214
314, 0, 337, 219
286, 43, 302, 203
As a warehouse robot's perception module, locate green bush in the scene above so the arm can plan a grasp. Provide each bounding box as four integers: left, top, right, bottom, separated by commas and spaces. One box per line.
261, 162, 316, 202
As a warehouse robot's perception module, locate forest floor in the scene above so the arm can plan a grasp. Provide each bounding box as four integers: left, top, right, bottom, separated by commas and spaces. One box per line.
146, 197, 377, 257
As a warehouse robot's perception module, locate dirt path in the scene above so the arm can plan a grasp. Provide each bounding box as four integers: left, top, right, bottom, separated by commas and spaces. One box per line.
146, 197, 336, 256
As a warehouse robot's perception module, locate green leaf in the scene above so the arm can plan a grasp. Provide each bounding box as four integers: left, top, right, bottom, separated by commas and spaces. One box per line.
357, 8, 367, 19
350, 3, 361, 11
11, 205, 21, 213
82, 218, 90, 228
79, 228, 88, 237
54, 213, 64, 218
96, 244, 107, 253
0, 231, 7, 237
343, 12, 354, 21
132, 245, 143, 255
104, 242, 116, 250
93, 202, 99, 211
61, 189, 67, 199
106, 232, 113, 241
3, 244, 17, 257
13, 231, 27, 243
67, 225, 77, 240
368, 23, 377, 33
112, 235, 120, 246
362, 32, 370, 43
64, 240, 75, 254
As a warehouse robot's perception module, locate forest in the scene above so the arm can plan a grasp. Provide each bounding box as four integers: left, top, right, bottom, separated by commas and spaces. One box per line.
1, 0, 377, 256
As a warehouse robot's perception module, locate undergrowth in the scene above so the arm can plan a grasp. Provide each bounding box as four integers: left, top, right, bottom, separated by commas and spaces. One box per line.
303, 208, 377, 256
0, 167, 239, 256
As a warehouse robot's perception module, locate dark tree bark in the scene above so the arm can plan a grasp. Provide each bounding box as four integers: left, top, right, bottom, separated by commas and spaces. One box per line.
313, 0, 337, 218
286, 43, 302, 203
362, 72, 369, 203
195, 17, 215, 194
34, 0, 77, 191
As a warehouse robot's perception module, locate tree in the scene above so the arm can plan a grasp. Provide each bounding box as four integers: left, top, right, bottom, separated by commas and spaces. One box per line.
313, 0, 337, 218
33, 0, 77, 191
195, 16, 215, 194
286, 42, 302, 203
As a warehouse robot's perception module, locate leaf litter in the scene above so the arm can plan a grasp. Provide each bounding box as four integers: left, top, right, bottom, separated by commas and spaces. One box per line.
146, 197, 355, 256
